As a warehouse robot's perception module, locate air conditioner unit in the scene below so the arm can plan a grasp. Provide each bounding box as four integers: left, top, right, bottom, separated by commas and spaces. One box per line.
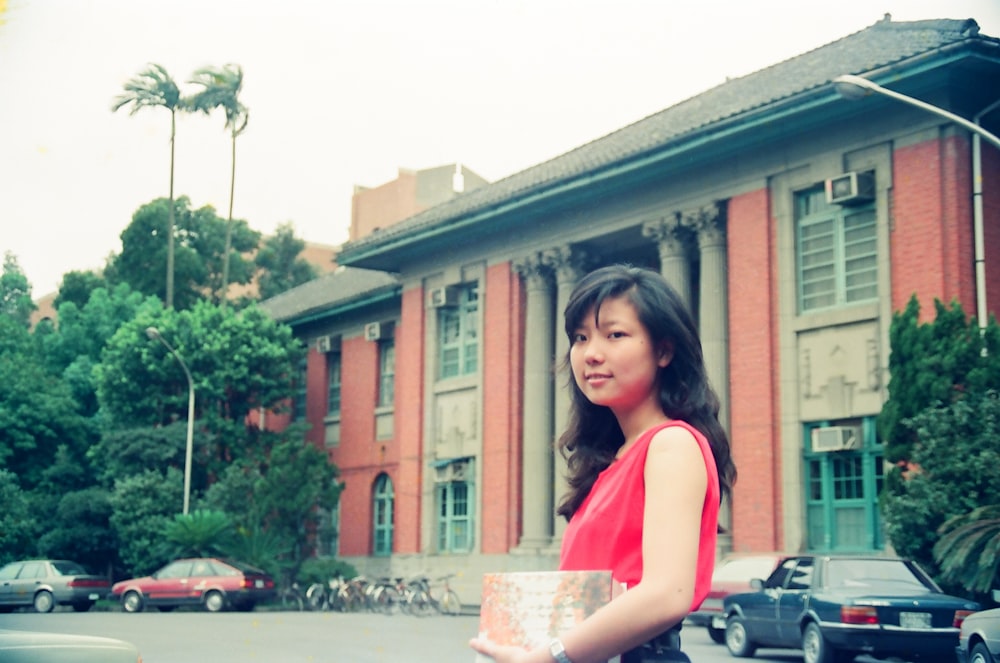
825, 171, 875, 205
427, 286, 459, 308
364, 322, 382, 341
811, 426, 861, 452
315, 335, 332, 353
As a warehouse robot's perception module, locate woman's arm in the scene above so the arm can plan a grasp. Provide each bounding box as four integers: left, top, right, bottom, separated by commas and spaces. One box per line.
470, 426, 708, 663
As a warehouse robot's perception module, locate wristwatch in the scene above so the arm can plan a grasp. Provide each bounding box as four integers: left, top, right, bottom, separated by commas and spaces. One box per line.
549, 638, 574, 663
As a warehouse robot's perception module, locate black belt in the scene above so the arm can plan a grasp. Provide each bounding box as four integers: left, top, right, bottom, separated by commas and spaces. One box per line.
622, 624, 688, 663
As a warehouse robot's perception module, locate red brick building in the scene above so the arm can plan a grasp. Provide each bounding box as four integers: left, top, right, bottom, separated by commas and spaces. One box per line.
262, 17, 1000, 603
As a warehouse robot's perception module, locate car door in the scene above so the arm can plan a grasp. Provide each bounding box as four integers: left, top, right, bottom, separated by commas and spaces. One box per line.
776, 557, 815, 645
0, 562, 24, 606
146, 561, 194, 603
10, 561, 47, 605
741, 557, 799, 644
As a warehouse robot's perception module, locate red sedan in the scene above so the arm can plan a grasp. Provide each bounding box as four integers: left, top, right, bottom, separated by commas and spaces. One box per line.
110, 557, 275, 613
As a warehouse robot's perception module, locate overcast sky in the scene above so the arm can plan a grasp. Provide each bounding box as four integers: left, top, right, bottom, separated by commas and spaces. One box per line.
2, 0, 999, 296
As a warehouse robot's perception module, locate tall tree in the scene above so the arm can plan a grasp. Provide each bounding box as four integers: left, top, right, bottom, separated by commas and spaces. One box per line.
188, 64, 249, 303
0, 252, 36, 326
112, 63, 182, 308
255, 222, 320, 300
105, 196, 259, 310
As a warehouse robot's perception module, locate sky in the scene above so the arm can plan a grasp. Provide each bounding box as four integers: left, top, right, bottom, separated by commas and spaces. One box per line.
2, 1, 999, 297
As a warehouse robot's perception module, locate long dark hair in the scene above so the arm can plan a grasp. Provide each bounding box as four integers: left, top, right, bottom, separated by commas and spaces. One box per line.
555, 264, 736, 520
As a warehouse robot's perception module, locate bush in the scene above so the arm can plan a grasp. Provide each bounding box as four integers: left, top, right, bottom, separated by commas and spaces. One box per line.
297, 557, 358, 586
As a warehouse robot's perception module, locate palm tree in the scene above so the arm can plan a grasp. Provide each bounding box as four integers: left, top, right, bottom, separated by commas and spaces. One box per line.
934, 504, 1000, 594
112, 64, 183, 308
188, 64, 249, 304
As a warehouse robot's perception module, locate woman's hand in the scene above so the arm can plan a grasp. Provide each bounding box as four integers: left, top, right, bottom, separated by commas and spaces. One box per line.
469, 637, 538, 663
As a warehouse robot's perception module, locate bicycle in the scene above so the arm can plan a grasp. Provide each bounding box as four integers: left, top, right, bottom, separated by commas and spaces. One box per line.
306, 575, 366, 612
278, 581, 307, 611
410, 573, 462, 616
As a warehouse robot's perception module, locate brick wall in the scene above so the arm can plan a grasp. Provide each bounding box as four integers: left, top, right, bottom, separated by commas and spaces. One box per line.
726, 187, 783, 552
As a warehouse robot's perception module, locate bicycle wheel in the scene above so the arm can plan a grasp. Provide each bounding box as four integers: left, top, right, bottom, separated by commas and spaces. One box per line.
409, 587, 434, 617
305, 583, 326, 611
373, 584, 401, 615
438, 589, 462, 615
280, 588, 304, 611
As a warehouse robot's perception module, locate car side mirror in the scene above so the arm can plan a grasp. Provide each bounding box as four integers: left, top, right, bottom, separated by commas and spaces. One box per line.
751, 578, 764, 590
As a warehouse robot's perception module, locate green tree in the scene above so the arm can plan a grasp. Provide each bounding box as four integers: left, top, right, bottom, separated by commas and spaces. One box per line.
112, 64, 182, 308
877, 296, 1000, 463
54, 270, 107, 311
109, 468, 183, 575
0, 316, 90, 489
0, 252, 36, 326
0, 470, 38, 564
878, 297, 1000, 591
935, 502, 1000, 596
255, 222, 320, 300
105, 196, 260, 310
188, 64, 249, 303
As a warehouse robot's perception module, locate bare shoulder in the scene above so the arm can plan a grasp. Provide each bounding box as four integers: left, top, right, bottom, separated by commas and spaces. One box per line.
647, 423, 700, 457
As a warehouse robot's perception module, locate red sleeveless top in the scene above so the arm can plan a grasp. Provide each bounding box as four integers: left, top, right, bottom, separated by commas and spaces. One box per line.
558, 420, 720, 611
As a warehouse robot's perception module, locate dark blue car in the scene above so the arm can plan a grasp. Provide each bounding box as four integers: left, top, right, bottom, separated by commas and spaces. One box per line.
720, 555, 979, 663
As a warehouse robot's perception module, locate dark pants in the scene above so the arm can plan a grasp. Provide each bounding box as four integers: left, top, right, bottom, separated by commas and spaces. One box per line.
621, 624, 691, 663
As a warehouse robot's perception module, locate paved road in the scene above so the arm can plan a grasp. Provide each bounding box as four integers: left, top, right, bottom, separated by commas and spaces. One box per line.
0, 609, 899, 662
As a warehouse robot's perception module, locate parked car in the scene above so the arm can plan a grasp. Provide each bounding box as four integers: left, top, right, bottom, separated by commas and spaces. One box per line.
110, 557, 276, 613
958, 606, 1000, 663
721, 554, 979, 663
688, 553, 784, 643
0, 629, 141, 663
0, 559, 110, 613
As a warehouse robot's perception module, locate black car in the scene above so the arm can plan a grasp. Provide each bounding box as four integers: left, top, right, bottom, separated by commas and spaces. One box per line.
721, 554, 980, 663
0, 560, 110, 613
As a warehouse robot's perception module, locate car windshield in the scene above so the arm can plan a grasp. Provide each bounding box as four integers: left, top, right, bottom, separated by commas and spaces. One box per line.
825, 559, 932, 590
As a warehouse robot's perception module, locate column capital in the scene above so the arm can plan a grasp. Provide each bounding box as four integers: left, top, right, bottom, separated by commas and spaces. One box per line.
541, 245, 589, 286
682, 201, 727, 249
642, 214, 693, 256
512, 253, 551, 289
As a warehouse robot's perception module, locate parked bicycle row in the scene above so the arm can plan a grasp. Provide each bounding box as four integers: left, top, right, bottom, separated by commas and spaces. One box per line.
278, 574, 464, 616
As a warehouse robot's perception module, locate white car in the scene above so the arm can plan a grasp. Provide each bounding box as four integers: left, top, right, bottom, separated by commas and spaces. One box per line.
0, 629, 142, 663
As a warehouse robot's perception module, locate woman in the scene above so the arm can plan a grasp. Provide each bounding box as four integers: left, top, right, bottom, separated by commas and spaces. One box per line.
471, 264, 736, 663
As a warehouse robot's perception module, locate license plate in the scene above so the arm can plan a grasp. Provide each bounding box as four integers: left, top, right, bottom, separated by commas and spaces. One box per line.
711, 615, 727, 630
900, 612, 931, 629
255, 580, 264, 588
88, 593, 100, 600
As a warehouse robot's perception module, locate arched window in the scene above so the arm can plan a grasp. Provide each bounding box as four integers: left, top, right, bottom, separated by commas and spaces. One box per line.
373, 473, 394, 557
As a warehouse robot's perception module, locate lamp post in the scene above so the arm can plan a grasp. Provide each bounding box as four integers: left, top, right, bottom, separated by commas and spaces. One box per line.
833, 74, 1000, 332
146, 326, 195, 515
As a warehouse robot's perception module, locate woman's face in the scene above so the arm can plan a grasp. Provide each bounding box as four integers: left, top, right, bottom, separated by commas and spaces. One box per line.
569, 296, 671, 413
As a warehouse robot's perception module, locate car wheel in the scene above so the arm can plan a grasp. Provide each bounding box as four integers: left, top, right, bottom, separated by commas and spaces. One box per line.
121, 590, 144, 613
725, 615, 757, 657
71, 601, 94, 612
707, 624, 726, 644
33, 590, 54, 613
204, 590, 225, 613
971, 642, 996, 663
802, 621, 840, 663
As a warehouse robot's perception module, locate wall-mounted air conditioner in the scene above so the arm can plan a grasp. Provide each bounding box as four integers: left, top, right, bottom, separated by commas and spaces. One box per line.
825, 171, 875, 205
427, 286, 459, 308
364, 322, 382, 341
315, 335, 332, 353
811, 426, 861, 452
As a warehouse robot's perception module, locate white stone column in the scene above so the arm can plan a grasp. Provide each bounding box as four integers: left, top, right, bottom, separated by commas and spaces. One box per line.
512, 254, 555, 550
686, 202, 729, 429
686, 202, 733, 543
642, 214, 693, 313
541, 246, 588, 544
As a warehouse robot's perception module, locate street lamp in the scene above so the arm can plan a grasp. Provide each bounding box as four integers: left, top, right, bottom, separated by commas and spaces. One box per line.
146, 326, 195, 515
833, 74, 1000, 332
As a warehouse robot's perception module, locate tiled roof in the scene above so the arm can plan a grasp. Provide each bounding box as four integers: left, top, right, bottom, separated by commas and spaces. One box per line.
339, 16, 990, 259
259, 266, 399, 323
